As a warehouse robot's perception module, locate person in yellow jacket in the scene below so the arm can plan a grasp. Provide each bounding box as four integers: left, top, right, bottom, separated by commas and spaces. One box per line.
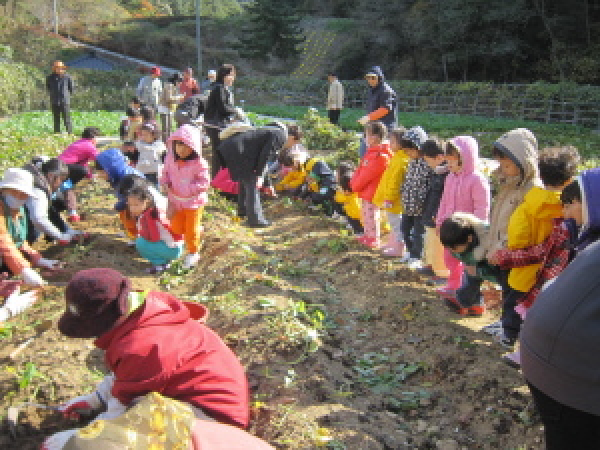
332, 162, 363, 234
372, 128, 409, 256
275, 154, 308, 194
487, 145, 579, 348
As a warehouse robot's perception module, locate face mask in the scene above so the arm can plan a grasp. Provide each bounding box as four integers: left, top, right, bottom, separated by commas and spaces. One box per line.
4, 194, 26, 210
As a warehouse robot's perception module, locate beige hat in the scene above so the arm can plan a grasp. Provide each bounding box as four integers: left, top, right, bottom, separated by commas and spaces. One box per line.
0, 168, 34, 197
52, 60, 67, 70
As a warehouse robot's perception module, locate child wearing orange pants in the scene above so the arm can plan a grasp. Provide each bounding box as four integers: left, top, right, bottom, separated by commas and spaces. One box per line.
162, 124, 210, 269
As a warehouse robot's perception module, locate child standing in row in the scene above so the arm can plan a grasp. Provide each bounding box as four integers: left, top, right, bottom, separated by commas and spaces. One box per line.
135, 123, 167, 187
420, 139, 449, 276
435, 137, 490, 298
373, 127, 408, 257
162, 124, 210, 269
350, 122, 393, 249
400, 126, 430, 268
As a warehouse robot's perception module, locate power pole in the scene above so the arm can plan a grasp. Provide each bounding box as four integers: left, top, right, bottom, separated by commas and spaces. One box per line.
196, 0, 202, 78
53, 0, 58, 34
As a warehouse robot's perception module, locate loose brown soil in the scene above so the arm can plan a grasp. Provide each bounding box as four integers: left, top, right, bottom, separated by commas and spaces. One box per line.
0, 179, 544, 449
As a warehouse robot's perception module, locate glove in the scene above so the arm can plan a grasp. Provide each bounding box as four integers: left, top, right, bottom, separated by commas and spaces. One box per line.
21, 268, 46, 287
357, 115, 370, 126
58, 233, 72, 245
37, 258, 63, 270
41, 429, 78, 450
3, 289, 37, 318
58, 392, 103, 420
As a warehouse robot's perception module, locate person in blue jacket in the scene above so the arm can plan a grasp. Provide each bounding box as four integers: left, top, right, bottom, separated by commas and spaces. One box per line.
357, 66, 397, 157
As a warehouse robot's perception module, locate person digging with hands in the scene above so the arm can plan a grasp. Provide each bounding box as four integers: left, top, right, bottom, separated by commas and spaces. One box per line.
0, 168, 62, 287
43, 268, 249, 449
0, 280, 38, 323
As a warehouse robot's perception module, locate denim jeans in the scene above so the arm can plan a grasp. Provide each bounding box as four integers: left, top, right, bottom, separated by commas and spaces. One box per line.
401, 215, 424, 258
528, 381, 600, 450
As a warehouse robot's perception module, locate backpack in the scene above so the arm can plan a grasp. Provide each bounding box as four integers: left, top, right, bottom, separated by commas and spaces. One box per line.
175, 94, 208, 126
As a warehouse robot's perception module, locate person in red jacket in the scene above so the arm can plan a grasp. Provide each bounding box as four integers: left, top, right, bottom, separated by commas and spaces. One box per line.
56, 268, 249, 429
350, 121, 393, 249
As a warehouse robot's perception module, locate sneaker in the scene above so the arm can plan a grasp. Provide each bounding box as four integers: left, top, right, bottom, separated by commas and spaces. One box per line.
182, 253, 200, 269
68, 213, 81, 223
417, 265, 436, 277
502, 350, 521, 369
436, 286, 456, 298
494, 331, 517, 349
397, 254, 411, 264
407, 258, 423, 270
145, 264, 169, 274
481, 320, 503, 335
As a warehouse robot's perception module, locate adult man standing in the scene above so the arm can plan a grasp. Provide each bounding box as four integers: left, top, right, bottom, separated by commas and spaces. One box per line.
179, 67, 199, 101
357, 66, 397, 157
326, 72, 344, 126
46, 61, 75, 134
136, 66, 163, 111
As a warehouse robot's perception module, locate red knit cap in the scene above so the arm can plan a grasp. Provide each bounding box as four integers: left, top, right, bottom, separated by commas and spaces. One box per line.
58, 268, 131, 338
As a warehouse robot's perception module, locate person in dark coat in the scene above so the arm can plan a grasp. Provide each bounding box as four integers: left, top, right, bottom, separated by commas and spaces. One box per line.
217, 124, 287, 227
357, 66, 397, 157
204, 64, 237, 178
46, 60, 75, 134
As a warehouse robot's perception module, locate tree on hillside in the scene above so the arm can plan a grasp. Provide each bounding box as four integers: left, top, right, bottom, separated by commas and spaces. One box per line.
120, 0, 241, 17
238, 0, 304, 60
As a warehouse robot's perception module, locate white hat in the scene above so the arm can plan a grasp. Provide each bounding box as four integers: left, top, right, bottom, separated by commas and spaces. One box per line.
208, 69, 217, 76
0, 168, 34, 197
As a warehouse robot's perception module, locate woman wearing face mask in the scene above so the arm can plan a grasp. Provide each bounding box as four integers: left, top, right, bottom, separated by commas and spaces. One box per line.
0, 169, 61, 287
23, 157, 85, 245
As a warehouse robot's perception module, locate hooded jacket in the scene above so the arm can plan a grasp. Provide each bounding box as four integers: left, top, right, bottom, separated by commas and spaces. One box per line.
521, 238, 600, 416
59, 138, 98, 172
217, 127, 287, 182
94, 292, 249, 428
575, 168, 600, 252
475, 128, 541, 261
372, 149, 410, 214
365, 66, 397, 129
162, 125, 210, 210
435, 136, 490, 227
350, 143, 393, 203
506, 185, 563, 292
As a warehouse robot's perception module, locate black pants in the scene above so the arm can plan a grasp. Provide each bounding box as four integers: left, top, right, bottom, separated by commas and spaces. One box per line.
501, 286, 525, 340
207, 127, 224, 179
333, 201, 364, 234
328, 109, 341, 125
238, 176, 267, 225
528, 381, 600, 450
309, 187, 336, 216
51, 103, 72, 134
401, 215, 425, 258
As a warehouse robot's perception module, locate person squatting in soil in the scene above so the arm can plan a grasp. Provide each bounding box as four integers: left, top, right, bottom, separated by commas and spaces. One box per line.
41, 268, 267, 450
332, 161, 364, 235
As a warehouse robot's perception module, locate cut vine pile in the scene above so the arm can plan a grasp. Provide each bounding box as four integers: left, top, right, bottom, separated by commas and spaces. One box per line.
0, 178, 544, 449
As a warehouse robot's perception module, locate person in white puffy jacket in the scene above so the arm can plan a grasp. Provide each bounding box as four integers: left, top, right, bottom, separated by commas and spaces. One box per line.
134, 123, 166, 187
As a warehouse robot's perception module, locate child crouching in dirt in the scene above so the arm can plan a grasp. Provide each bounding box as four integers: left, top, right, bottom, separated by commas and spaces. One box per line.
127, 185, 184, 274
41, 268, 252, 449
162, 124, 210, 269
333, 161, 364, 235
94, 147, 145, 243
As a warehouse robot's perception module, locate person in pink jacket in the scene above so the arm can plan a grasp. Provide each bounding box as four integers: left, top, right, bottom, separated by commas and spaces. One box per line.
435, 136, 490, 297
162, 124, 210, 269
58, 127, 101, 221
